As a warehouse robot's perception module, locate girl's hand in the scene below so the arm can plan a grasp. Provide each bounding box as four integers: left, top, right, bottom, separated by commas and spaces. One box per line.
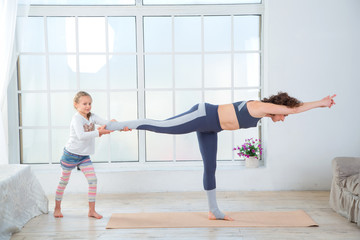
320, 94, 336, 108
97, 125, 113, 137
109, 119, 131, 131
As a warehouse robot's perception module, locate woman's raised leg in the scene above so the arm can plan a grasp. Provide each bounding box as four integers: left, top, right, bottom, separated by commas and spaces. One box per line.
106, 103, 207, 134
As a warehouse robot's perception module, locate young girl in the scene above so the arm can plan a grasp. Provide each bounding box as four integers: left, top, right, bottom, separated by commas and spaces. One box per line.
54, 91, 113, 219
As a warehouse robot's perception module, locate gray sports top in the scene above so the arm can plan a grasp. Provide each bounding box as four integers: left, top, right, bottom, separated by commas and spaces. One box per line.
232, 101, 261, 129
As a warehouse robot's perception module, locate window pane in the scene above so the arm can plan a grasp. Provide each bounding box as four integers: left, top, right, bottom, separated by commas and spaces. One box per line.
108, 17, 136, 53
86, 92, 108, 119
204, 16, 231, 51
175, 55, 202, 88
233, 89, 260, 102
19, 56, 47, 91
31, 0, 135, 5
144, 0, 261, 4
20, 93, 48, 127
109, 55, 137, 89
47, 17, 76, 52
92, 135, 110, 163
234, 15, 260, 51
18, 17, 45, 52
234, 53, 260, 87
176, 133, 201, 161
49, 55, 77, 90
110, 91, 138, 162
21, 129, 49, 164
146, 132, 173, 161
204, 90, 232, 105
51, 129, 69, 164
175, 90, 203, 161
111, 131, 139, 162
78, 17, 106, 52
145, 55, 172, 88
144, 17, 172, 52
146, 91, 173, 119
174, 16, 201, 52
175, 90, 202, 114
204, 54, 231, 88
146, 91, 173, 161
79, 55, 107, 89
51, 92, 76, 126
110, 92, 138, 120
217, 131, 232, 160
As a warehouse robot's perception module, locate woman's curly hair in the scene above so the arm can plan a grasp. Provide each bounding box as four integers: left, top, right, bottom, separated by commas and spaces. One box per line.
261, 92, 302, 108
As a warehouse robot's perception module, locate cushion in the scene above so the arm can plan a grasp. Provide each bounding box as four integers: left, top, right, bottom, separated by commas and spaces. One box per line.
342, 173, 360, 196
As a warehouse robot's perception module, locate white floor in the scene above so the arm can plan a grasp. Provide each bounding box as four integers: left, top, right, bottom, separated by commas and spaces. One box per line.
11, 191, 360, 240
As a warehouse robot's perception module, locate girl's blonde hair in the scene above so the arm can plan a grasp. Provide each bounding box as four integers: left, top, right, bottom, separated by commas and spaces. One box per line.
73, 91, 92, 118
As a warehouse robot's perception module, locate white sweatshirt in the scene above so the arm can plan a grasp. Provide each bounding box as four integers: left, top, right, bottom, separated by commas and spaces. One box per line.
65, 112, 108, 156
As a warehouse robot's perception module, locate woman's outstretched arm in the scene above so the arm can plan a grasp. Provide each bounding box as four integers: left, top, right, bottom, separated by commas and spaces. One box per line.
293, 94, 336, 113
249, 94, 336, 117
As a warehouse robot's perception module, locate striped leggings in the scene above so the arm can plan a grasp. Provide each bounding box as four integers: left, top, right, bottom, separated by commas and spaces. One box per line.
55, 150, 97, 202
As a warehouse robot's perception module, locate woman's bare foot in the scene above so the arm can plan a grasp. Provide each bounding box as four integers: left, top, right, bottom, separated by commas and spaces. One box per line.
88, 211, 103, 219
208, 211, 234, 221
54, 208, 63, 218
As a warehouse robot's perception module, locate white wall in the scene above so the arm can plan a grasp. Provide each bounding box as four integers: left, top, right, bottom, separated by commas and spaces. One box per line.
33, 0, 360, 194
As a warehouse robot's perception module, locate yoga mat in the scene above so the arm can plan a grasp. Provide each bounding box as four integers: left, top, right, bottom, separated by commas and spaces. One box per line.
106, 210, 318, 229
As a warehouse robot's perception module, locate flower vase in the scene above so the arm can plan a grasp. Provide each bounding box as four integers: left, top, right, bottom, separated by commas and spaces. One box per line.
245, 156, 259, 168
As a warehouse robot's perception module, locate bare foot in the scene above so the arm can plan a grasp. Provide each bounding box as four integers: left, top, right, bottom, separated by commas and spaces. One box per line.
54, 208, 63, 218
88, 211, 103, 219
208, 211, 234, 221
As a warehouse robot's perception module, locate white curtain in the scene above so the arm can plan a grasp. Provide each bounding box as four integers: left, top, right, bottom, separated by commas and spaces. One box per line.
0, 0, 30, 164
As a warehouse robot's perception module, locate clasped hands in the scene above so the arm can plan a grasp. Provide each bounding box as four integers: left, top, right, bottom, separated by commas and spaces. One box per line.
321, 94, 336, 108
97, 119, 132, 137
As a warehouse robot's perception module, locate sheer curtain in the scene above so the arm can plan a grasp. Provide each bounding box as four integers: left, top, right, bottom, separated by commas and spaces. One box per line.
0, 0, 30, 164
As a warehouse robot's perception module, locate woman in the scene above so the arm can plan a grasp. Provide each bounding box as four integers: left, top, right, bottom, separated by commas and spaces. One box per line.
106, 92, 336, 221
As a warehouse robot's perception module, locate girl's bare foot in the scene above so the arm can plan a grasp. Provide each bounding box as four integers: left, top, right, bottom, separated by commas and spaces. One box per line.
208, 211, 234, 221
88, 201, 102, 219
54, 208, 63, 218
88, 211, 103, 219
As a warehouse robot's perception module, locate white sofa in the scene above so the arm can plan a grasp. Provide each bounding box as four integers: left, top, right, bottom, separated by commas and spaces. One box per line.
329, 157, 360, 227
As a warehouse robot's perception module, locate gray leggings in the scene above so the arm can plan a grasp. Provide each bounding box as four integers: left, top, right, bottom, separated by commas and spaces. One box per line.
106, 103, 222, 190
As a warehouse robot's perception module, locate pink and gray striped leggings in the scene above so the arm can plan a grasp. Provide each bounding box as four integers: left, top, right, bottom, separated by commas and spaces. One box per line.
55, 149, 97, 202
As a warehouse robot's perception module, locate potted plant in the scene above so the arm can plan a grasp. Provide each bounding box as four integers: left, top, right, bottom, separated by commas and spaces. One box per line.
233, 138, 263, 168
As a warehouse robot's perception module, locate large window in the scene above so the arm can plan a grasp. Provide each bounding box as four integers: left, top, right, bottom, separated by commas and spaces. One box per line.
16, 3, 264, 165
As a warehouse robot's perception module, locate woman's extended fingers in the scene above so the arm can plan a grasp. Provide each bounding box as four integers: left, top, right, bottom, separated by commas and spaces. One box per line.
322, 94, 336, 108
329, 94, 336, 108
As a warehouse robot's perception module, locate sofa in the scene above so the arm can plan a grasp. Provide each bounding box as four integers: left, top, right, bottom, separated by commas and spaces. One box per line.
329, 157, 360, 227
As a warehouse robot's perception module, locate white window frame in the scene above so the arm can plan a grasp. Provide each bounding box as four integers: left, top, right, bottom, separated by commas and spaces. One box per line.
10, 2, 266, 169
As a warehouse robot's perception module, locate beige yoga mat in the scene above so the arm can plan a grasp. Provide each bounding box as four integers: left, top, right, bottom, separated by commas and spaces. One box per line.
106, 210, 318, 229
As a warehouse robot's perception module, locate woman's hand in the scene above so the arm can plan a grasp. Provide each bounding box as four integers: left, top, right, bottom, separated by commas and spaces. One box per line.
97, 125, 113, 137
320, 94, 336, 108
